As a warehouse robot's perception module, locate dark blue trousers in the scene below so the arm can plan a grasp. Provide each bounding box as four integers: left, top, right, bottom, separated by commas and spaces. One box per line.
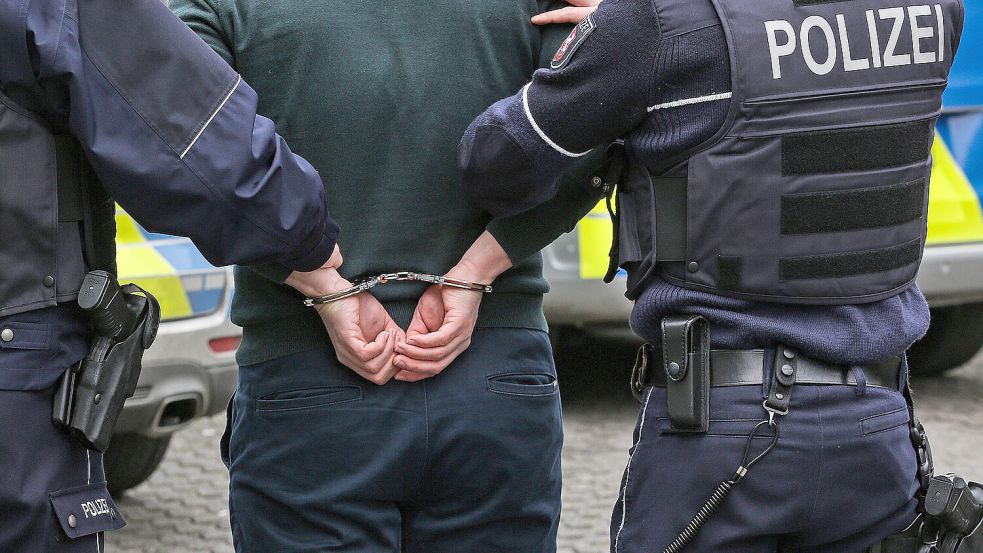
224, 328, 563, 553
611, 360, 919, 553
0, 385, 124, 553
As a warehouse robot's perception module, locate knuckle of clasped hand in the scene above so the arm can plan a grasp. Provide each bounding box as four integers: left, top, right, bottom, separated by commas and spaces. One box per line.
367, 372, 391, 385
370, 357, 391, 372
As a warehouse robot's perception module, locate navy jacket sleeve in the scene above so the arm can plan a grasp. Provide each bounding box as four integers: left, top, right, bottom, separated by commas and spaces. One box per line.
459, 0, 660, 217
6, 0, 338, 273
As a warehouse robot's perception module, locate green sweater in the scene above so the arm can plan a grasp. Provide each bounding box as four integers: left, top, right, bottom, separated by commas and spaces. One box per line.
171, 0, 605, 365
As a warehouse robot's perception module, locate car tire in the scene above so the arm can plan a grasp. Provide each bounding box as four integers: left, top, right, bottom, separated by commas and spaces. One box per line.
104, 433, 172, 496
908, 302, 983, 376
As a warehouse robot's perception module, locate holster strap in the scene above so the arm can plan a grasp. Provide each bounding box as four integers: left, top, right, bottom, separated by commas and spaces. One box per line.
641, 349, 901, 390
613, 174, 688, 273
766, 346, 798, 415
596, 141, 626, 284
55, 135, 85, 223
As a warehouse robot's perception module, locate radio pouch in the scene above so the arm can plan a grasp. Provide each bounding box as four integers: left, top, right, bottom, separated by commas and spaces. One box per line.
662, 315, 710, 433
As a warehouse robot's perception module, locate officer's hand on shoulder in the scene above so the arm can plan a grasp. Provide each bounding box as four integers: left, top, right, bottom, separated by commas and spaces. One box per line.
531, 0, 601, 25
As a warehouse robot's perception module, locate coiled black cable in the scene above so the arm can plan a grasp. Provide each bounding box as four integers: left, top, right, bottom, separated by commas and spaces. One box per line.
661, 419, 780, 553
663, 479, 736, 553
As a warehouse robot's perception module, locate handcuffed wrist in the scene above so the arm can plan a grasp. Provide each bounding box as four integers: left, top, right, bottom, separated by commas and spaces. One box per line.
303, 271, 492, 307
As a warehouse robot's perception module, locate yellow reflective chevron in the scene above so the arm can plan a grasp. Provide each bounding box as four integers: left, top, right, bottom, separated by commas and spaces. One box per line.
578, 199, 614, 279
114, 209, 145, 244
926, 137, 983, 245
115, 211, 194, 320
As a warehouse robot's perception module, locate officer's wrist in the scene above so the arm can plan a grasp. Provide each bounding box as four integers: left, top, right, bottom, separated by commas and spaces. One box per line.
285, 266, 352, 298
450, 231, 512, 284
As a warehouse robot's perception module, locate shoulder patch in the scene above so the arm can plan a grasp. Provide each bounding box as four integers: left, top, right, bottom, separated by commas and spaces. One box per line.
550, 13, 596, 70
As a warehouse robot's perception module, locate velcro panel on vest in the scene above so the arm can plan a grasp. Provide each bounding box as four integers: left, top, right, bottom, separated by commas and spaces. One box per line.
654, 177, 687, 262
782, 121, 933, 176
781, 178, 926, 235
717, 256, 744, 292
780, 238, 922, 281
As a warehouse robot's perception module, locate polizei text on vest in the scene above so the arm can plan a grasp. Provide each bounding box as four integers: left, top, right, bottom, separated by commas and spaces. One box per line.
766, 4, 946, 79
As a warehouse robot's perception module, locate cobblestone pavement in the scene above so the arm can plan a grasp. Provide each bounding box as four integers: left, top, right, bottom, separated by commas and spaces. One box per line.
108, 342, 983, 553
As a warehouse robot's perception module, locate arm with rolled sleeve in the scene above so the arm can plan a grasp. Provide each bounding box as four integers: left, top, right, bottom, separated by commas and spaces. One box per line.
17, 0, 338, 273
459, 0, 660, 219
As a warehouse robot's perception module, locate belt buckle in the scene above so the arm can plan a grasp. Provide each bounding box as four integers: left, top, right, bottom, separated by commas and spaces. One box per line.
631, 343, 654, 403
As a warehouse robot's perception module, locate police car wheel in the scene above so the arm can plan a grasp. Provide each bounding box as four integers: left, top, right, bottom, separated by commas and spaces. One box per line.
908, 302, 983, 376
104, 433, 172, 496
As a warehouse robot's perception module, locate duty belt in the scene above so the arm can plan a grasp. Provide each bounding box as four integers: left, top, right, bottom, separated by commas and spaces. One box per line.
635, 315, 920, 553
632, 344, 902, 394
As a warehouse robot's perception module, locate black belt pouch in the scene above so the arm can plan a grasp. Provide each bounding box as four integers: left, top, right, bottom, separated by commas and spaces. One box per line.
661, 315, 710, 433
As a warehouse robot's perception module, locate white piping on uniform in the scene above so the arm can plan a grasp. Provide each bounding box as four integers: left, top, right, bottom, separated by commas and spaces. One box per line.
647, 91, 732, 112
613, 386, 655, 552
89, 450, 102, 553
85, 449, 105, 553
180, 75, 243, 159
521, 84, 591, 158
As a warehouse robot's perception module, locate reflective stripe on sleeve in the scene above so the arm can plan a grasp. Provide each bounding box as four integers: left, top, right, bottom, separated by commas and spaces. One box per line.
522, 84, 592, 158
647, 92, 732, 113
180, 75, 242, 159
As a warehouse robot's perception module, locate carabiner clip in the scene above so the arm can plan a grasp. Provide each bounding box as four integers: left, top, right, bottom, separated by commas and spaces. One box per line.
762, 400, 789, 427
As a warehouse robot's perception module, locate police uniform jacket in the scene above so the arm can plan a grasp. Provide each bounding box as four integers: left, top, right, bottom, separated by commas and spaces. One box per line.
0, 0, 340, 390
459, 0, 964, 364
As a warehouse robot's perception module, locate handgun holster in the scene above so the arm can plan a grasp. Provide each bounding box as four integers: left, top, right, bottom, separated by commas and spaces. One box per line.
70, 285, 160, 451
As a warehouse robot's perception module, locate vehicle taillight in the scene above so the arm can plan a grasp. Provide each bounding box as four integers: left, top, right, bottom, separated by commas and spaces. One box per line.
208, 336, 242, 354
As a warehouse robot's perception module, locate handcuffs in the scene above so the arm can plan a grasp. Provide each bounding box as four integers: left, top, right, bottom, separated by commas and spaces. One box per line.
303, 271, 493, 307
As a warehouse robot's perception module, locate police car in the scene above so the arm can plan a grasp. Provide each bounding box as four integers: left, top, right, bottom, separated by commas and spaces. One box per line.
543, 5, 983, 375
105, 208, 240, 494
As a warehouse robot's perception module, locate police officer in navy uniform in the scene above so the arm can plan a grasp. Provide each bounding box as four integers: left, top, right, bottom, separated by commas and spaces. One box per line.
460, 0, 964, 551
0, 0, 343, 550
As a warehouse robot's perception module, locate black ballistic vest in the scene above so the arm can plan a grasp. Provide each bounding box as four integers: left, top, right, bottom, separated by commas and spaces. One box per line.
619, 0, 961, 304
0, 89, 116, 317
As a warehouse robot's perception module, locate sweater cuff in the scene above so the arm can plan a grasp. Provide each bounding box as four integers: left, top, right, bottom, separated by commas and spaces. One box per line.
486, 219, 545, 266
244, 262, 293, 284
486, 147, 607, 265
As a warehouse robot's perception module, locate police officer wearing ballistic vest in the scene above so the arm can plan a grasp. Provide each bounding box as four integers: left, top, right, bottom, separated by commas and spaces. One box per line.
0, 0, 341, 550
459, 0, 968, 551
